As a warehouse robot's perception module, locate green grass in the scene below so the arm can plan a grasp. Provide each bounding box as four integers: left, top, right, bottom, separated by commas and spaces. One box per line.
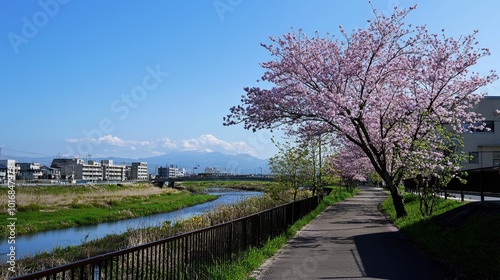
204, 187, 358, 280
1, 190, 217, 235
179, 180, 277, 193
382, 193, 500, 279
7, 183, 125, 196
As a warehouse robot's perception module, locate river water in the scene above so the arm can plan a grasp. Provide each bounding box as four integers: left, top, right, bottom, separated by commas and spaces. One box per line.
1, 188, 262, 260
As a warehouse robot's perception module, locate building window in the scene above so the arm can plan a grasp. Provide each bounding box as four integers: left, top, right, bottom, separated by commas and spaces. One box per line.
469, 152, 479, 164
464, 121, 495, 133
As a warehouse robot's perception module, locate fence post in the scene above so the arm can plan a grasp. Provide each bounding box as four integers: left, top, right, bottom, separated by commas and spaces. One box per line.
184, 234, 190, 278
243, 218, 247, 251
480, 169, 485, 202
257, 213, 262, 247
93, 262, 100, 280
229, 222, 233, 260
271, 209, 276, 238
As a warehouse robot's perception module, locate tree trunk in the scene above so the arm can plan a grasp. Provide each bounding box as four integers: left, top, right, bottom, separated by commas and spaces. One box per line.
387, 181, 407, 218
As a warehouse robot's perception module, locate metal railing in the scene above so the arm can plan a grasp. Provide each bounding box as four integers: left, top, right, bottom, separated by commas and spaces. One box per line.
12, 196, 320, 280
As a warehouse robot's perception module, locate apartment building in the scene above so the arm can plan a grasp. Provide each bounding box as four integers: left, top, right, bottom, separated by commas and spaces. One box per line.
51, 158, 129, 182
158, 165, 185, 178
77, 160, 103, 182
130, 162, 148, 180
101, 160, 126, 181
461, 96, 500, 170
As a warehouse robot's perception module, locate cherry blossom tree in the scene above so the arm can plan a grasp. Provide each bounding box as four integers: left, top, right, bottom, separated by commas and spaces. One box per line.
328, 141, 374, 189
224, 4, 497, 217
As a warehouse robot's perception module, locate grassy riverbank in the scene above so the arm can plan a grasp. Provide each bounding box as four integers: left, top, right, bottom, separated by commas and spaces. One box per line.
382, 194, 500, 279
3, 186, 312, 278
178, 180, 276, 193
0, 183, 217, 235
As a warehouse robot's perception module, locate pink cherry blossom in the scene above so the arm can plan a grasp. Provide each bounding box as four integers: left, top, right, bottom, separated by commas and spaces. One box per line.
224, 5, 497, 217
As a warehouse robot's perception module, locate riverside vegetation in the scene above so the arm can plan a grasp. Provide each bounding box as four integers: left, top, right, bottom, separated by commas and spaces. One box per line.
382, 193, 500, 279
1, 181, 322, 278
0, 182, 218, 236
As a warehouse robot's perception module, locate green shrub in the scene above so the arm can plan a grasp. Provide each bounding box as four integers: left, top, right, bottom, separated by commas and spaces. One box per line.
17, 203, 42, 212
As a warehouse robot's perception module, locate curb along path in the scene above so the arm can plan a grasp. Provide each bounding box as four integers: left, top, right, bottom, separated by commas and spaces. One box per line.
252, 186, 449, 280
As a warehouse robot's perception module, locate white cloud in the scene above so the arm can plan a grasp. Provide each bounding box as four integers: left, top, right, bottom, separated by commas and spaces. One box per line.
181, 134, 257, 156
65, 134, 258, 157
161, 137, 178, 149
66, 135, 153, 148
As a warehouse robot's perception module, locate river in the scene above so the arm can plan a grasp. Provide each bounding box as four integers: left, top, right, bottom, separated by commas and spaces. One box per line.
0, 188, 262, 260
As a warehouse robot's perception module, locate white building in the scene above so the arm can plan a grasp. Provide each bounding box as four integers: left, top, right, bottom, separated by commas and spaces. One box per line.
461, 96, 500, 170
0, 159, 18, 184
101, 160, 126, 181
158, 165, 185, 178
51, 158, 126, 182
78, 160, 103, 182
130, 162, 148, 180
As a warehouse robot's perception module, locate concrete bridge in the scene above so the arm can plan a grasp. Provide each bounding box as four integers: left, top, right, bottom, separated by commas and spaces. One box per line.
151, 175, 273, 188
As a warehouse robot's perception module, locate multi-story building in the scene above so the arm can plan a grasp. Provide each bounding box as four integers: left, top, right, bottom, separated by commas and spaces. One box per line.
130, 162, 148, 180
51, 158, 79, 180
50, 158, 147, 183
199, 166, 227, 176
0, 159, 18, 183
51, 158, 129, 182
460, 96, 500, 170
77, 160, 103, 182
51, 158, 101, 182
16, 162, 43, 181
158, 165, 185, 178
101, 160, 126, 181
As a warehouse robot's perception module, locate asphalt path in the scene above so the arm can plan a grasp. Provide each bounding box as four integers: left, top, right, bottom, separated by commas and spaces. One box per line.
252, 186, 451, 280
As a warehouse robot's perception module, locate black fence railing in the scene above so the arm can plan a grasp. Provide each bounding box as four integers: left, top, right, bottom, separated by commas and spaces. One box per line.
12, 196, 320, 280
404, 166, 500, 201
447, 167, 500, 193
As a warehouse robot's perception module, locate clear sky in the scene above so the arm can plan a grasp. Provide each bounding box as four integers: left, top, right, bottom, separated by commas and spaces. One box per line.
1, 0, 500, 160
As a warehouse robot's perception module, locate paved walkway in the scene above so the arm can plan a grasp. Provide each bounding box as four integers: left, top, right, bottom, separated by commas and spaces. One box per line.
252, 186, 450, 280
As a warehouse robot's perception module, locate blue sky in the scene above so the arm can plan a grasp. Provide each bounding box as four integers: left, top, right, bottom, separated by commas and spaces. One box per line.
1, 0, 500, 160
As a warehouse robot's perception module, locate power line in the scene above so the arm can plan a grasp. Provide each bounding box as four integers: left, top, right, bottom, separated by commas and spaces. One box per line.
0, 147, 50, 156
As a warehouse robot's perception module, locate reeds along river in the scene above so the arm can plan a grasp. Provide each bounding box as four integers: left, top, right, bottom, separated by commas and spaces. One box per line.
0, 188, 262, 260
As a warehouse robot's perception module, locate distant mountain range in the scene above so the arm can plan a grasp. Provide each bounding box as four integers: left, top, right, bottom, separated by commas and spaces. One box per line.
2, 151, 270, 175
